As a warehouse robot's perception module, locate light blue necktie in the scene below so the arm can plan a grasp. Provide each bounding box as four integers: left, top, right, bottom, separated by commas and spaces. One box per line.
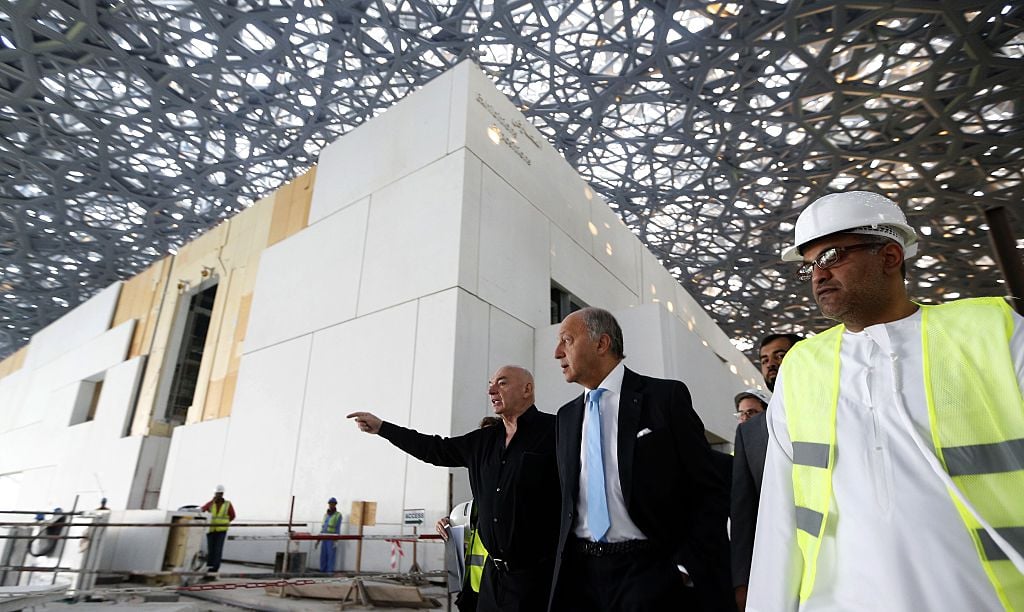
585, 387, 610, 541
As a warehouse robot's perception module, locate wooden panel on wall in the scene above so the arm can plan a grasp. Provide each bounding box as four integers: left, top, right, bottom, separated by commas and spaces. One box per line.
196, 266, 245, 423
128, 166, 318, 434
112, 257, 172, 358
130, 222, 229, 435
267, 167, 316, 246
286, 167, 315, 238
213, 291, 252, 420
0, 346, 28, 380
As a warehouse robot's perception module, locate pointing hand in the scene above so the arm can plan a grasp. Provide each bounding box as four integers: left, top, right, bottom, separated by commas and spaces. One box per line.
347, 412, 383, 435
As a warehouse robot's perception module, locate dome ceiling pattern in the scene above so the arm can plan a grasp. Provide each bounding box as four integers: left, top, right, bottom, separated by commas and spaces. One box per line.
1, 0, 1022, 358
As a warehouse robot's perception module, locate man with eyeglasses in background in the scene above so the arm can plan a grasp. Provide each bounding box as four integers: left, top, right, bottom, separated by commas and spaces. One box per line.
731, 336, 798, 611
747, 191, 1024, 611
734, 389, 770, 425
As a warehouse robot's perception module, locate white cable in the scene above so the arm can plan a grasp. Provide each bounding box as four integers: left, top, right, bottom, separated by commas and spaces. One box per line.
888, 352, 1024, 574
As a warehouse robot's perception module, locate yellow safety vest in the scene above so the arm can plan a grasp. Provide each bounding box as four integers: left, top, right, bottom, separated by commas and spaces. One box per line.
209, 501, 232, 533
465, 526, 488, 592
782, 297, 1024, 609
322, 511, 342, 534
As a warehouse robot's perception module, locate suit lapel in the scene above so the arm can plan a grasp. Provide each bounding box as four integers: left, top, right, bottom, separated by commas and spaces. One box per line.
563, 394, 586, 502
617, 368, 643, 508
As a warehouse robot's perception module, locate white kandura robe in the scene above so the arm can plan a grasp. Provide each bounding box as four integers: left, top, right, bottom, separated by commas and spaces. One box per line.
747, 307, 1024, 611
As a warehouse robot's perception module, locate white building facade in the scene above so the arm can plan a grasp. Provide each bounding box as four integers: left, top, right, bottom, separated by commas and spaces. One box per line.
0, 61, 762, 573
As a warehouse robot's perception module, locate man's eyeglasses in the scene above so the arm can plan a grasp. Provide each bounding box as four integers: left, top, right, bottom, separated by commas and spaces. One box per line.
797, 243, 882, 281
734, 409, 761, 420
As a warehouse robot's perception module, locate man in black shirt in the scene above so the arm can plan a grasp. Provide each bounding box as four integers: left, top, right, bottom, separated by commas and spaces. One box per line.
347, 365, 560, 612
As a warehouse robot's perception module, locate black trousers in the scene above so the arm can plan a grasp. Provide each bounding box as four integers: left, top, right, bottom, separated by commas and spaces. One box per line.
477, 558, 554, 612
206, 531, 227, 571
556, 545, 694, 612
455, 587, 479, 612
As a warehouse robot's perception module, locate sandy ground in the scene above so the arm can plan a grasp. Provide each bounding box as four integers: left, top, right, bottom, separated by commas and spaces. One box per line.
19, 561, 451, 612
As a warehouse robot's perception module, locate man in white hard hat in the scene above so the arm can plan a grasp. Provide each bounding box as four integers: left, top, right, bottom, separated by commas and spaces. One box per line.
747, 191, 1024, 610
438, 500, 490, 612
733, 388, 770, 425
201, 485, 235, 574
434, 416, 502, 612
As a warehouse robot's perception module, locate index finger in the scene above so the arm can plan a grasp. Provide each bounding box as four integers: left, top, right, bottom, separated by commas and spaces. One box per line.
345, 412, 365, 419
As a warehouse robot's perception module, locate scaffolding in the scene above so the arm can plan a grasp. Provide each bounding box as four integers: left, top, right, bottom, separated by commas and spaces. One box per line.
0, 497, 446, 608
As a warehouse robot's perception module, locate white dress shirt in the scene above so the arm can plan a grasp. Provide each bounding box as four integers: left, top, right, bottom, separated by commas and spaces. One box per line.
747, 307, 1024, 611
574, 361, 647, 542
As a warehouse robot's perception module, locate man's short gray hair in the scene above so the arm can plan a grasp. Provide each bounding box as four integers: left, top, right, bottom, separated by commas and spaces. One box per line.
578, 308, 625, 359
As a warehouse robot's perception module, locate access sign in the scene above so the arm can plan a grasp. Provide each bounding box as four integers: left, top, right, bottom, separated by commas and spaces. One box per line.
402, 508, 425, 526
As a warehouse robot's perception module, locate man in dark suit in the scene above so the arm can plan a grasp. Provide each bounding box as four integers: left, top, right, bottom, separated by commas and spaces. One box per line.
730, 333, 801, 611
549, 307, 731, 611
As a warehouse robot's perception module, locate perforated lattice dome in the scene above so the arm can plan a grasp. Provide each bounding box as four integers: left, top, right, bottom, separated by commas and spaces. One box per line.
2, 0, 1023, 358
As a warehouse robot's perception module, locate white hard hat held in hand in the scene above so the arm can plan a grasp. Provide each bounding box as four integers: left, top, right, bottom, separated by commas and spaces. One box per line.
781, 191, 919, 262
448, 500, 473, 528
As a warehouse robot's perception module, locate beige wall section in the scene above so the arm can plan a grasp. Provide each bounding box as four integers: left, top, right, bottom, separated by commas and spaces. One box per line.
0, 345, 27, 380
267, 169, 316, 247
120, 167, 316, 436
112, 257, 173, 358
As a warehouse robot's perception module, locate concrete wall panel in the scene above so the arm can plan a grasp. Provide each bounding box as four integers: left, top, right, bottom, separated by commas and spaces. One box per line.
309, 71, 454, 223
550, 225, 639, 314
589, 196, 642, 295
477, 168, 549, 328
219, 335, 312, 520
452, 64, 594, 249
487, 307, 534, 383
294, 302, 418, 527
158, 417, 231, 511
357, 153, 467, 316
23, 283, 122, 370
449, 290, 491, 473
244, 199, 370, 353
93, 356, 146, 440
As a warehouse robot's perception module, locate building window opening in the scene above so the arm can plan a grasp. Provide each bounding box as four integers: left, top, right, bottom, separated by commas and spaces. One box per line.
551, 283, 587, 324
69, 376, 104, 426
165, 283, 218, 426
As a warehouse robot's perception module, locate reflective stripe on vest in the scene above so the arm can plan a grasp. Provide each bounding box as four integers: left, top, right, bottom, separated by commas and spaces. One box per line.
209, 501, 232, 533
783, 298, 1024, 608
466, 527, 488, 593
322, 511, 341, 534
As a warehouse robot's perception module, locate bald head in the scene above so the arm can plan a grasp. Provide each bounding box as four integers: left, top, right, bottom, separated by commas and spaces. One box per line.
488, 365, 535, 418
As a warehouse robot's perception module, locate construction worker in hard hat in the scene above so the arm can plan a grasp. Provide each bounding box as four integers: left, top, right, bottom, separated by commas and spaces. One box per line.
747, 191, 1024, 611
319, 497, 342, 573
201, 485, 235, 574
437, 500, 490, 612
435, 417, 502, 611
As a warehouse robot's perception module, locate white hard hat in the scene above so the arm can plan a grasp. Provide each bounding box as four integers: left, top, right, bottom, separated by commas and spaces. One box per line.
780, 191, 918, 262
734, 388, 771, 408
215, 484, 225, 493
448, 501, 473, 528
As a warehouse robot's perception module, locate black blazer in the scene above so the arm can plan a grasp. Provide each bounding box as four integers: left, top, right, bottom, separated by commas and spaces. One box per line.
730, 411, 768, 588
548, 367, 732, 611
